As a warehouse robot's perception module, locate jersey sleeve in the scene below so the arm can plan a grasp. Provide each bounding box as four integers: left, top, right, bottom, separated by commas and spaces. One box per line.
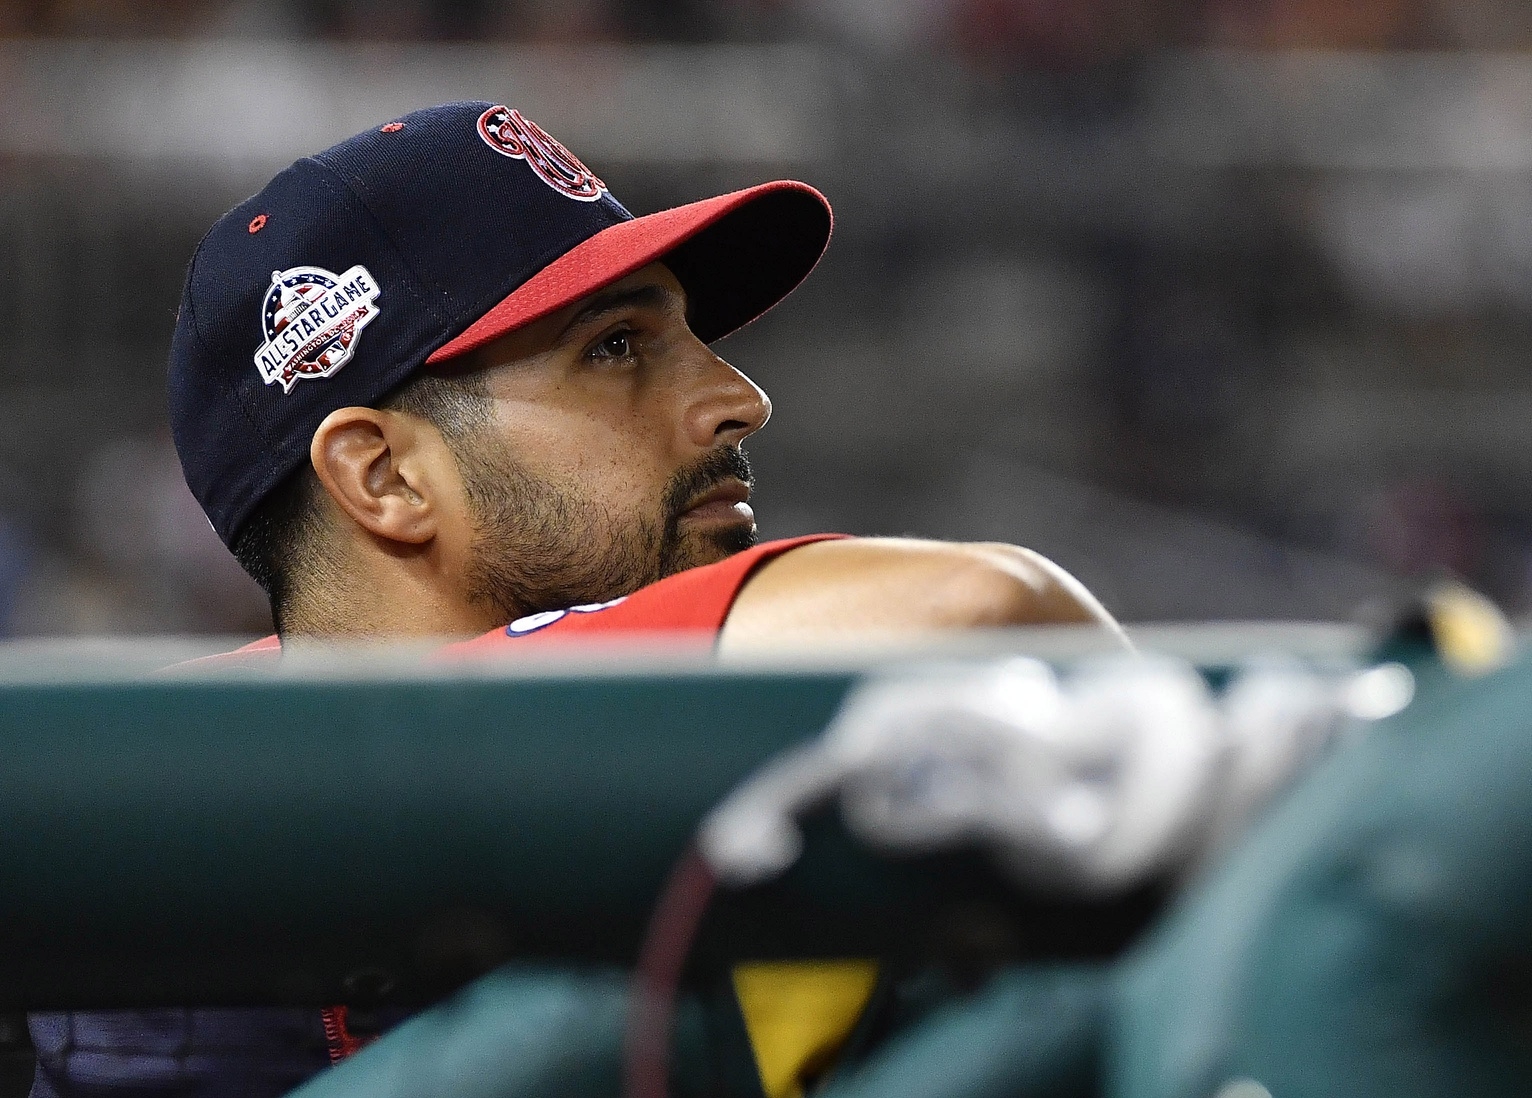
439, 534, 846, 655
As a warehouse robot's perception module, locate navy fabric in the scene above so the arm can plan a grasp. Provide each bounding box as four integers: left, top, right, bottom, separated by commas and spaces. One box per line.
168, 101, 631, 549
28, 1009, 331, 1098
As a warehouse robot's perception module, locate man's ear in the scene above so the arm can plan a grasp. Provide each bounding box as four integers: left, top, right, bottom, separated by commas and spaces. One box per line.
309, 407, 448, 546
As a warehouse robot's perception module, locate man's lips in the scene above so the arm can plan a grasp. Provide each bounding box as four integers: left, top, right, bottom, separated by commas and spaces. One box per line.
680, 479, 754, 524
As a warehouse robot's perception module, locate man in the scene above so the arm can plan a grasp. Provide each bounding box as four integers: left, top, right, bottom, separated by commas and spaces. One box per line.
30, 102, 1121, 1097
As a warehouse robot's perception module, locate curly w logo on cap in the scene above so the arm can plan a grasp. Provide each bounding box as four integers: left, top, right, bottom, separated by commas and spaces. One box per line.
476, 106, 607, 202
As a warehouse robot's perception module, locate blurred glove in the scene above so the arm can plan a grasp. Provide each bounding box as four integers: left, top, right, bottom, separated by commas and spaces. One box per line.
702, 657, 1234, 897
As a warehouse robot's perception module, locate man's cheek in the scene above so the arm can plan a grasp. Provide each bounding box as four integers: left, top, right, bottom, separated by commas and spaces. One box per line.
552, 464, 649, 518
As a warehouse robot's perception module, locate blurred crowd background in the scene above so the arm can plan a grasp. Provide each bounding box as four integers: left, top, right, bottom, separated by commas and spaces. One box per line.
2, 0, 1531, 635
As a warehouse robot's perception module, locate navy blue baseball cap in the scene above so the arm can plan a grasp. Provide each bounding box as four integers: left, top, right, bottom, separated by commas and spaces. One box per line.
169, 100, 832, 549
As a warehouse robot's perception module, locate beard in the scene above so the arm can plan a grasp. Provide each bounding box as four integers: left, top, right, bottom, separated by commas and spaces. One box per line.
455, 442, 758, 623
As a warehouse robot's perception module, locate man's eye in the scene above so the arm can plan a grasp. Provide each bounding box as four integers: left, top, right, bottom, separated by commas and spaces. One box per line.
591, 329, 636, 360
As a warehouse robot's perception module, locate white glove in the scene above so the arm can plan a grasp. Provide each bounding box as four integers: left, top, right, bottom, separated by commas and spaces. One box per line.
699, 655, 1411, 896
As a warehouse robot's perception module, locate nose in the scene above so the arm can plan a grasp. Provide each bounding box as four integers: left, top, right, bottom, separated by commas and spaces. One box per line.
683, 350, 772, 449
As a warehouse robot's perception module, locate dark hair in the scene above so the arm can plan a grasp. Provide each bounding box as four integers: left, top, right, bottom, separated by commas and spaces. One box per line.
231, 369, 490, 634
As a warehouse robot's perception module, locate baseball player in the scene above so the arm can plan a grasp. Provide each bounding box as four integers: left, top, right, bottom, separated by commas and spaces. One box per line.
29, 102, 1123, 1097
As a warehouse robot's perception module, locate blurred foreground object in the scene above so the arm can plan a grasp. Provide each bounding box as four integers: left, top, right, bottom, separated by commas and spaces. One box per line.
1408, 577, 1515, 676
700, 654, 1397, 896
629, 654, 1377, 1098
1111, 649, 1532, 1097
817, 653, 1532, 1098
0, 619, 1514, 1098
0, 634, 1203, 1010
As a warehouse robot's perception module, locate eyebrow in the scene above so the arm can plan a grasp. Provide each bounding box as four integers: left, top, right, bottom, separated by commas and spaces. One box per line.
555, 282, 683, 342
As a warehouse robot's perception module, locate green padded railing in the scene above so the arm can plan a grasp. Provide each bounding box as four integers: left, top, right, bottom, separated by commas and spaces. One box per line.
2, 627, 1303, 1011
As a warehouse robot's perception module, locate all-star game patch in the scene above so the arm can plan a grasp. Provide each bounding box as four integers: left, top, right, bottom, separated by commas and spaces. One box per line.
476, 106, 607, 202
254, 264, 381, 393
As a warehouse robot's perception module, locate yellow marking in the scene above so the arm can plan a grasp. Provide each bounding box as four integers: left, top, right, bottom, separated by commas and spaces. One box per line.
1426, 580, 1515, 676
732, 960, 880, 1098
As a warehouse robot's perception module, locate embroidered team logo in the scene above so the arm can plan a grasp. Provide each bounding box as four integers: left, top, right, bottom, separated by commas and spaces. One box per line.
476, 106, 607, 202
254, 264, 381, 394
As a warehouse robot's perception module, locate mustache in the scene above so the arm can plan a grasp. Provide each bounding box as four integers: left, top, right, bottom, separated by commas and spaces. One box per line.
663, 447, 755, 522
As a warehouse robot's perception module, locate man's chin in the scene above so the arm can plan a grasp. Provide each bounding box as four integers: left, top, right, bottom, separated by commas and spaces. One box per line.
667, 523, 758, 576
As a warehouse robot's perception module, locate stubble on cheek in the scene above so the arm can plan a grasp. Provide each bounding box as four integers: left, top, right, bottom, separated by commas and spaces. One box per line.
454, 443, 757, 623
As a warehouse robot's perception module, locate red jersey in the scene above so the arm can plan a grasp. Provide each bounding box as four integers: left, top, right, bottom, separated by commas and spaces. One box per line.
201, 535, 843, 665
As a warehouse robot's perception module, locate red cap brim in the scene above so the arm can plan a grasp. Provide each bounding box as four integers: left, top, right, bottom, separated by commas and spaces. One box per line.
426, 179, 832, 364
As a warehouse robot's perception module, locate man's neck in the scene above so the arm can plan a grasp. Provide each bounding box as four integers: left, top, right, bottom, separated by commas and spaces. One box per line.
280, 574, 502, 642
